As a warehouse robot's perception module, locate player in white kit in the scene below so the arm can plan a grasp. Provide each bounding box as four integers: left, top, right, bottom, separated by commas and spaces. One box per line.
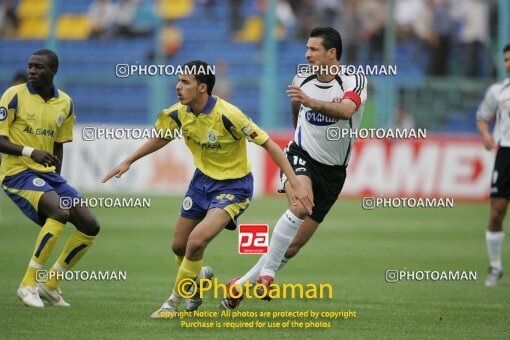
220, 27, 368, 309
476, 44, 510, 287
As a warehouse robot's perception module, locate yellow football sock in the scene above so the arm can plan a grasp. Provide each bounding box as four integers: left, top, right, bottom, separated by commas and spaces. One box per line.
175, 255, 184, 266
21, 266, 39, 287
45, 230, 96, 290
21, 218, 65, 287
173, 257, 203, 298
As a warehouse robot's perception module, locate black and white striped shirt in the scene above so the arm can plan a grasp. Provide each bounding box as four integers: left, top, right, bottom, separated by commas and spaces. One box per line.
292, 72, 367, 166
477, 78, 510, 147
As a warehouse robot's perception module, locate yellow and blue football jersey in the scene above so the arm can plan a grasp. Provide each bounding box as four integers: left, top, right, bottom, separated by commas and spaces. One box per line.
0, 83, 75, 181
155, 95, 269, 180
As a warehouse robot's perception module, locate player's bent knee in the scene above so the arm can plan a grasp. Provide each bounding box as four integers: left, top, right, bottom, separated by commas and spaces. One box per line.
87, 219, 100, 236
76, 218, 100, 236
171, 241, 186, 256
186, 236, 208, 257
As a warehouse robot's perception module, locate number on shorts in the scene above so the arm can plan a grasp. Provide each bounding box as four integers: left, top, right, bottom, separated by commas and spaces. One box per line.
292, 155, 306, 166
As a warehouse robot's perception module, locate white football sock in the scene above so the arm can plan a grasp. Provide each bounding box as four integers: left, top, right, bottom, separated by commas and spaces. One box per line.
236, 254, 267, 286
486, 231, 505, 270
279, 257, 289, 271
260, 210, 303, 278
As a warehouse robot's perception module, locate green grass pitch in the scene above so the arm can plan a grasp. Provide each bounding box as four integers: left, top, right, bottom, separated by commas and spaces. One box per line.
0, 194, 509, 339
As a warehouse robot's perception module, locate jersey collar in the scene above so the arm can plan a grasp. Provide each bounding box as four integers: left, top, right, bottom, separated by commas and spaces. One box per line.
186, 95, 217, 114
26, 82, 59, 99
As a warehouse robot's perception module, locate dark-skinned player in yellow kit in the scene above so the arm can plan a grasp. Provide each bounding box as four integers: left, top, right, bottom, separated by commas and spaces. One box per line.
0, 49, 100, 308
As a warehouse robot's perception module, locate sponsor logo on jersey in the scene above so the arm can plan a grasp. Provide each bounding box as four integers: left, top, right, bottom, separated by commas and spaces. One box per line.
304, 109, 337, 126
23, 126, 56, 137
187, 137, 223, 150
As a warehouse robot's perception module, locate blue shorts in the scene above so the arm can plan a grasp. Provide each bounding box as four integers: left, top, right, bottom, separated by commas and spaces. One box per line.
181, 169, 253, 230
2, 169, 82, 226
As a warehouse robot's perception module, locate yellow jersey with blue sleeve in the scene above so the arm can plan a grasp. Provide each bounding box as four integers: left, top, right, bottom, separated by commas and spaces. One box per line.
0, 83, 76, 180
155, 95, 269, 180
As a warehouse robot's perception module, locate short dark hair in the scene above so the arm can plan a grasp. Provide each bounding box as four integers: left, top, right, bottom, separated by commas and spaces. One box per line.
183, 60, 215, 95
504, 44, 510, 54
310, 27, 343, 61
32, 49, 59, 70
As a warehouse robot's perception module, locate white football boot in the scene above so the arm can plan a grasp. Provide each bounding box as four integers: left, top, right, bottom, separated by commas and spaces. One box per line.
150, 298, 179, 319
37, 283, 70, 307
17, 285, 44, 308
485, 266, 503, 287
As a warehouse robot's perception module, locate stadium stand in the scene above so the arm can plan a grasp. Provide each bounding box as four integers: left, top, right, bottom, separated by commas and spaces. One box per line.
0, 0, 493, 131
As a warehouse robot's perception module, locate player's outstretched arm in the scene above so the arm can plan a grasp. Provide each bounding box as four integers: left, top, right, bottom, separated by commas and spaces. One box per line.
261, 139, 313, 214
287, 84, 358, 120
102, 137, 170, 183
0, 136, 60, 167
476, 119, 495, 151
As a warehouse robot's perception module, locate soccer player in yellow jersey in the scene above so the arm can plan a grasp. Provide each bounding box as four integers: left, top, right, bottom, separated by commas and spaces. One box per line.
0, 49, 100, 307
102, 60, 313, 318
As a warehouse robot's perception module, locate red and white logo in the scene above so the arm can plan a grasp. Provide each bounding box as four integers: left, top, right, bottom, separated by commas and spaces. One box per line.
238, 224, 269, 254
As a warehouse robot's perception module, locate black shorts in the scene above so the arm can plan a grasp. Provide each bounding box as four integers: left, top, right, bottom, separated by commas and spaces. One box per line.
280, 142, 346, 223
490, 147, 510, 199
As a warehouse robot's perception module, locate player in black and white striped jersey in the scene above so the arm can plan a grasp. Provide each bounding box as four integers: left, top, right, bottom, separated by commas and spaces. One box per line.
476, 44, 510, 287
290, 64, 366, 167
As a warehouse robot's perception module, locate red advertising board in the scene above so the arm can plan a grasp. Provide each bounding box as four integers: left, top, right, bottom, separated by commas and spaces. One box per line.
264, 133, 495, 201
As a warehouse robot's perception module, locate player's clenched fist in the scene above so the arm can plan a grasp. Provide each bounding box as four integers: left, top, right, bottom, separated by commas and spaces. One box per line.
287, 85, 312, 107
